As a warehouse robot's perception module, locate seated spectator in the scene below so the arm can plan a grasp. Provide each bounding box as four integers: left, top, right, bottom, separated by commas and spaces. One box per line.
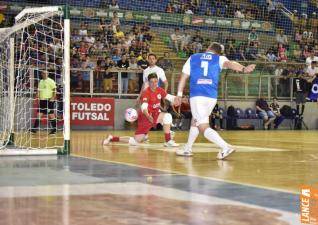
105, 25, 114, 47
165, 3, 174, 13
109, 0, 119, 10
210, 104, 224, 130
205, 8, 212, 16
79, 23, 87, 36
276, 30, 288, 48
225, 33, 236, 46
169, 96, 192, 130
170, 28, 184, 52
114, 26, 125, 40
256, 97, 276, 130
235, 7, 245, 19
266, 48, 278, 61
71, 29, 81, 43
305, 49, 318, 66
269, 97, 284, 129
233, 45, 246, 61
169, 104, 183, 130
112, 48, 122, 64
157, 52, 173, 72
294, 29, 302, 44
246, 42, 259, 60
292, 44, 303, 61
78, 41, 90, 60
192, 30, 203, 53
181, 29, 192, 52
216, 33, 225, 45
248, 27, 259, 46
185, 6, 194, 14
302, 45, 311, 60
277, 43, 287, 62
304, 60, 318, 83
84, 32, 95, 48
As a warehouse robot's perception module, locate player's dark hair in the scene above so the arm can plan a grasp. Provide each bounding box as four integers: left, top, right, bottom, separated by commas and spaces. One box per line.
148, 53, 157, 59
147, 73, 158, 81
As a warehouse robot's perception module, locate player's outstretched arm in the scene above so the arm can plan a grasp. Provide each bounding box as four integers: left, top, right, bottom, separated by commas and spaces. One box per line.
224, 61, 256, 73
177, 72, 189, 95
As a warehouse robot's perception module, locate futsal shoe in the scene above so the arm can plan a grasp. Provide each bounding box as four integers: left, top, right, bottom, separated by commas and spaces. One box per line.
29, 128, 37, 134
143, 134, 150, 143
176, 145, 193, 156
217, 148, 236, 160
49, 129, 57, 135
164, 140, 179, 147
102, 135, 113, 145
170, 130, 175, 139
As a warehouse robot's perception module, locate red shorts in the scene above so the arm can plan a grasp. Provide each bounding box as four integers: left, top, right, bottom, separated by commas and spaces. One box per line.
135, 111, 160, 135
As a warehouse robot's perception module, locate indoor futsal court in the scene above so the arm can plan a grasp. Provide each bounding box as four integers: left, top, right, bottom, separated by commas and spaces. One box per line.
1, 130, 317, 224
1, 1, 318, 225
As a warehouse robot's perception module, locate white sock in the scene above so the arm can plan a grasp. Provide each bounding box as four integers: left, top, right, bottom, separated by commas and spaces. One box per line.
203, 128, 229, 150
186, 126, 199, 149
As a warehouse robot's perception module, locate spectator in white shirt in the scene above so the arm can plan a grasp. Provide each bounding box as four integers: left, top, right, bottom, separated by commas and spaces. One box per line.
305, 50, 318, 67
235, 8, 245, 19
109, 0, 119, 10
170, 28, 184, 52
79, 23, 88, 36
140, 53, 168, 92
181, 29, 192, 52
84, 32, 95, 47
276, 30, 288, 47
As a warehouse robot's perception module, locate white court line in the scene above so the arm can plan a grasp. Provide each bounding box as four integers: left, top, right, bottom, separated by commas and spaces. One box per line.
74, 154, 299, 195
107, 142, 290, 153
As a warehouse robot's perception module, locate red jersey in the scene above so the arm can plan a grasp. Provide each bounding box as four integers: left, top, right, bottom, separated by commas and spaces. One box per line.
135, 87, 167, 135
278, 47, 287, 61
140, 87, 167, 114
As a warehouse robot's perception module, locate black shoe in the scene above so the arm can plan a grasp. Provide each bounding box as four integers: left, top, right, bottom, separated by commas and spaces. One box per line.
29, 128, 37, 134
49, 129, 56, 135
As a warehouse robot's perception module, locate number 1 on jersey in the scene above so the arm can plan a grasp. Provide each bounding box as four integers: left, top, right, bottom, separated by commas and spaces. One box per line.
201, 61, 208, 76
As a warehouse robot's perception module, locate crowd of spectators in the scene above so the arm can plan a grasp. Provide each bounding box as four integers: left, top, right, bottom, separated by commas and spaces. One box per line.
69, 12, 153, 93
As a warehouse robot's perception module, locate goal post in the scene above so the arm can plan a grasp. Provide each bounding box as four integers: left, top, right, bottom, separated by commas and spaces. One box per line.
0, 5, 70, 155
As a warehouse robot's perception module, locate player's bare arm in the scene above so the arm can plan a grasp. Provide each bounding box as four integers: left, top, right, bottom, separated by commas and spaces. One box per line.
163, 80, 169, 91
224, 61, 256, 73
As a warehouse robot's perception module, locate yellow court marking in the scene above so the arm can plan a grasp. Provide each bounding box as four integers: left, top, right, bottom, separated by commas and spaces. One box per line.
106, 142, 290, 153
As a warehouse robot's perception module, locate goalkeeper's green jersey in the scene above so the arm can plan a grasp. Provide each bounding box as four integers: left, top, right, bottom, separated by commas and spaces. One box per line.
38, 77, 56, 100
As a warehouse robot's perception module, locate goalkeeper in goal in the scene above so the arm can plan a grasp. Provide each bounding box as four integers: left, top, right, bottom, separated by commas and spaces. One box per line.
30, 71, 57, 135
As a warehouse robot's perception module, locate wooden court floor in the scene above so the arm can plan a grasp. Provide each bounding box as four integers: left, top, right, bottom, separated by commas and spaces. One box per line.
72, 130, 318, 193
0, 130, 317, 225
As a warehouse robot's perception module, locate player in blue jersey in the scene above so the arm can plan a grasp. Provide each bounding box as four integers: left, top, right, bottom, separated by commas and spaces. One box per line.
175, 42, 256, 159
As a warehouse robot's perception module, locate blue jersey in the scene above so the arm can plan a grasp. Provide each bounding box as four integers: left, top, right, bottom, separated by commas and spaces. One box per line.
184, 53, 224, 99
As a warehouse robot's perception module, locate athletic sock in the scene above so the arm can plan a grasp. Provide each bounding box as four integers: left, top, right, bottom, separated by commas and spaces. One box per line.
164, 133, 171, 142
33, 119, 39, 128
50, 119, 57, 131
186, 126, 199, 149
203, 127, 229, 150
112, 136, 120, 142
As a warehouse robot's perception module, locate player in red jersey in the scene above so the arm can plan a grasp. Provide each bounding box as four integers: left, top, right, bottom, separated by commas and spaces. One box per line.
103, 73, 180, 147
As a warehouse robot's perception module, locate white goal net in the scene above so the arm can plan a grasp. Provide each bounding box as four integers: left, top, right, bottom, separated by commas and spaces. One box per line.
0, 6, 70, 154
